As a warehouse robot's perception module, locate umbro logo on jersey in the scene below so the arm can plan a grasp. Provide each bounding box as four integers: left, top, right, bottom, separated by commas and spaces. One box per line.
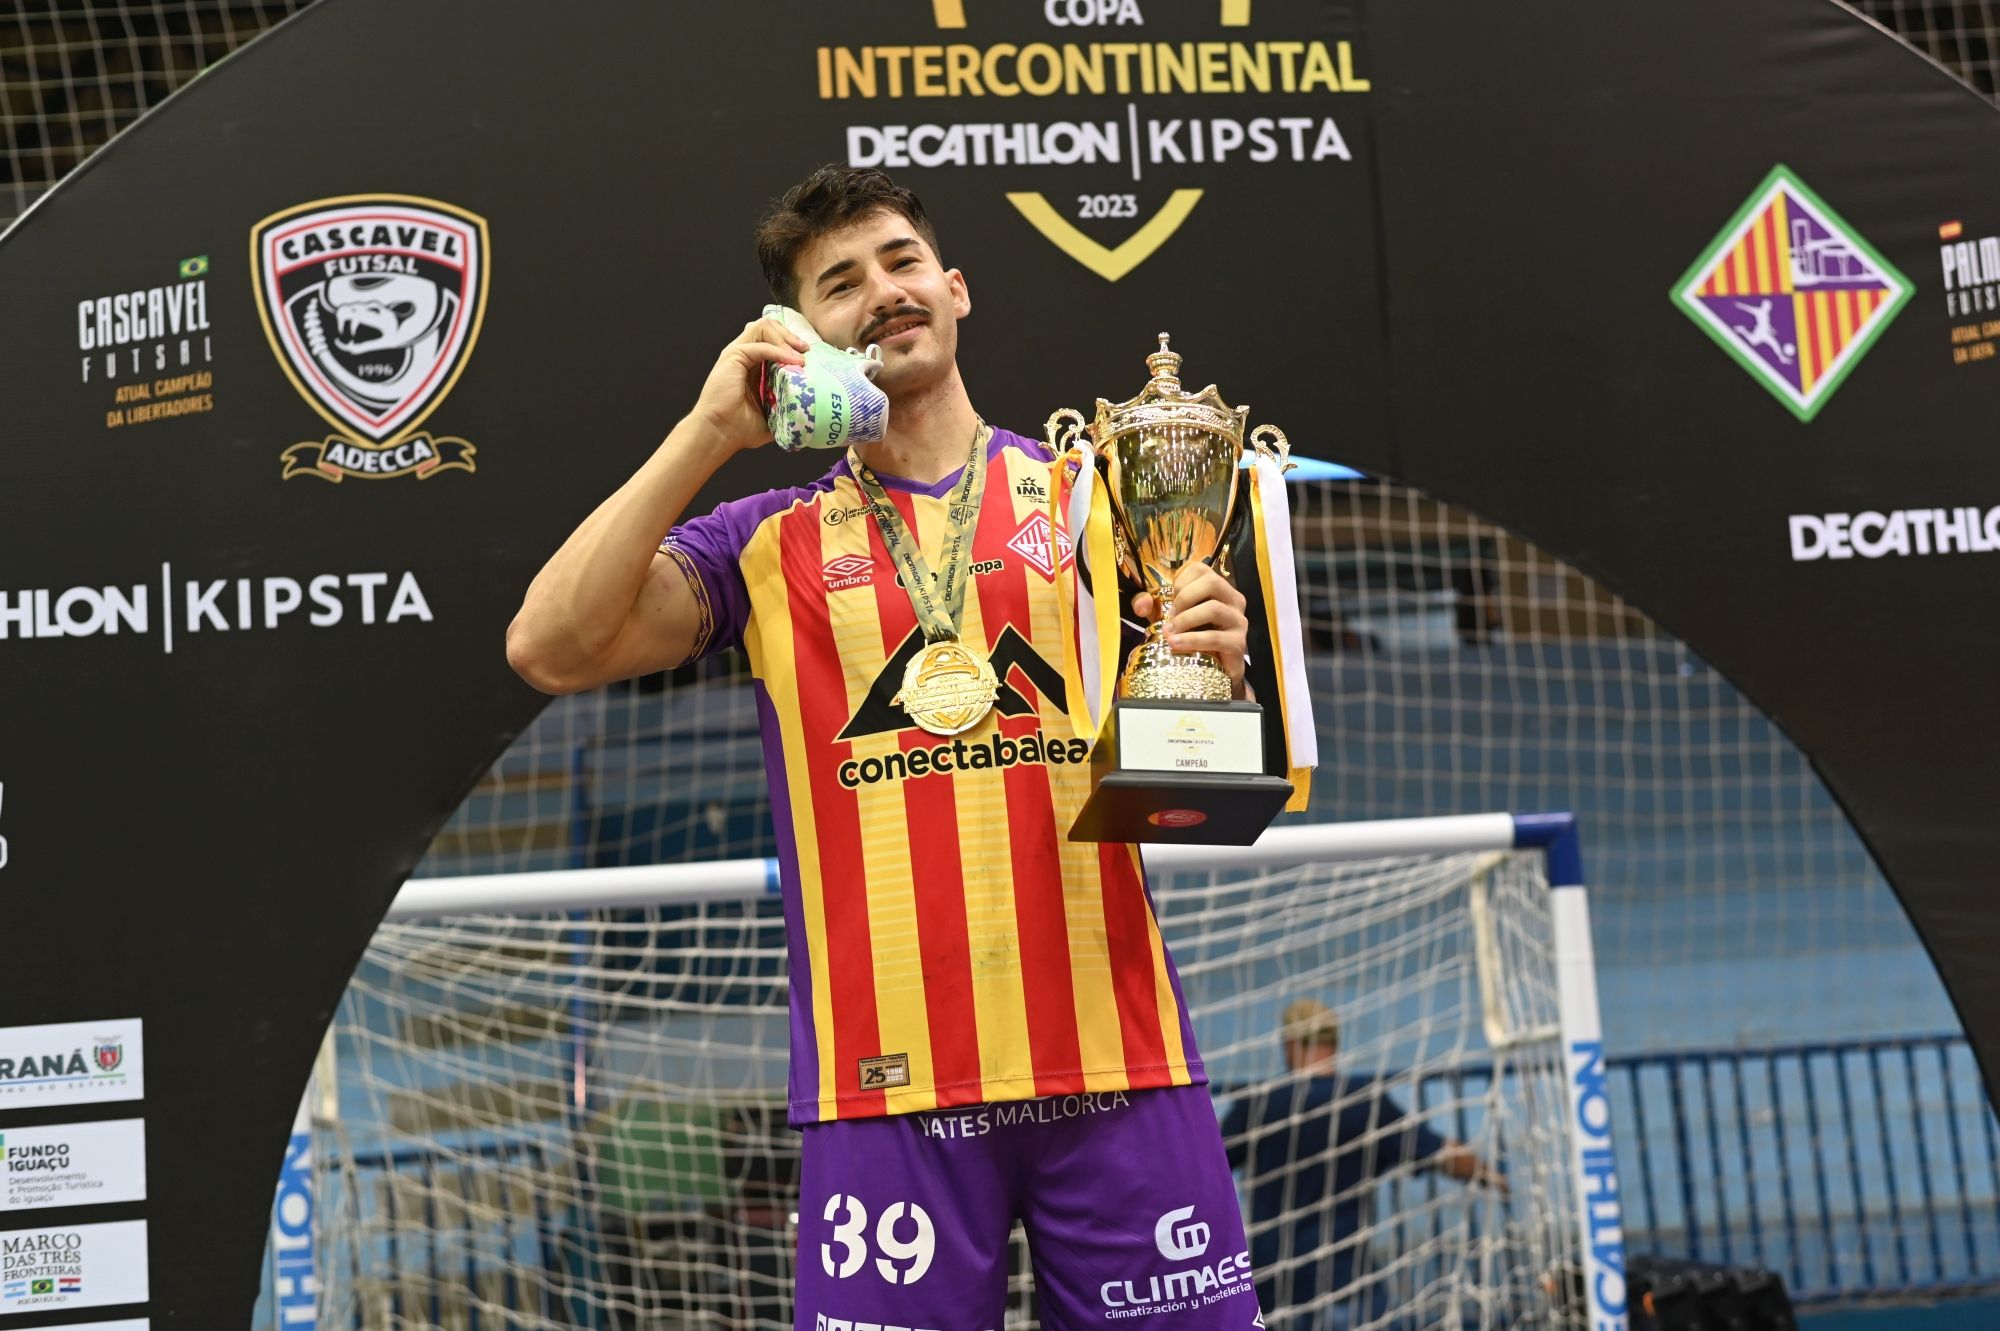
823, 554, 874, 590
837, 625, 1068, 741
1008, 513, 1074, 579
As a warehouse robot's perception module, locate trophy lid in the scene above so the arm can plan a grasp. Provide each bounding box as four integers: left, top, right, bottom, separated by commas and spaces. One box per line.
1092, 332, 1250, 449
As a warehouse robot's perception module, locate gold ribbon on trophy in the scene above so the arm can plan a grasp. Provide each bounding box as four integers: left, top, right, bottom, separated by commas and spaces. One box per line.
850, 417, 1002, 737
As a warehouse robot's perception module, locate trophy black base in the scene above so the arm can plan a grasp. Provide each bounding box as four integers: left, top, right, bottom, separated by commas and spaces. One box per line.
1068, 769, 1296, 845
1067, 697, 1294, 844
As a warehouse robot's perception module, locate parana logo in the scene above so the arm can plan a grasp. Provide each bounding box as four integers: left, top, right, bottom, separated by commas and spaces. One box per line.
0, 1045, 124, 1087
817, 0, 1367, 281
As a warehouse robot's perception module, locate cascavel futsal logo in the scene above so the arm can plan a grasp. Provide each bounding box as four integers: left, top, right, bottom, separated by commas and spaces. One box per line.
252, 194, 490, 481
1672, 166, 1910, 422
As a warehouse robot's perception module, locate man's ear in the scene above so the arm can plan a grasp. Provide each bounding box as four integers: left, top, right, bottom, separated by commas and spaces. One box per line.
947, 267, 971, 319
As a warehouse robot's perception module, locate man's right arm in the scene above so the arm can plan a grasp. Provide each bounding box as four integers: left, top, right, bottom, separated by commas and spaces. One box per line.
506, 318, 809, 695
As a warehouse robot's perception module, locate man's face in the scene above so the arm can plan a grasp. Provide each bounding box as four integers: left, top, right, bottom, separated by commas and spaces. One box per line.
794, 209, 970, 398
1284, 1037, 1338, 1074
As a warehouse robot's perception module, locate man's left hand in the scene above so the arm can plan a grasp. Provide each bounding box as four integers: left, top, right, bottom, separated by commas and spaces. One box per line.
1132, 561, 1249, 696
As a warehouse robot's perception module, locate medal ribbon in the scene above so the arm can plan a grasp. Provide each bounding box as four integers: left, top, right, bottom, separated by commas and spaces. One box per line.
850, 418, 989, 644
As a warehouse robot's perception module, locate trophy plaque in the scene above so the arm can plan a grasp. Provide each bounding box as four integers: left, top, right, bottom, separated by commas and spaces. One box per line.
1053, 334, 1298, 845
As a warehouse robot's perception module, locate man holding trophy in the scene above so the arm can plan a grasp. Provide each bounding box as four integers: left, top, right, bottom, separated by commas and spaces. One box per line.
508, 165, 1313, 1328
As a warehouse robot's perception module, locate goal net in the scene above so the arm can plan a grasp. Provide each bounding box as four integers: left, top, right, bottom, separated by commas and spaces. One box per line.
312, 817, 1615, 1331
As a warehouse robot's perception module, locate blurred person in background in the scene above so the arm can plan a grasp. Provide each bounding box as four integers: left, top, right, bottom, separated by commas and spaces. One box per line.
1221, 999, 1505, 1329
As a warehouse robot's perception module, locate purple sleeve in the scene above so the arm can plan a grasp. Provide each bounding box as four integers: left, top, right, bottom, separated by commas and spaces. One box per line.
660, 480, 828, 662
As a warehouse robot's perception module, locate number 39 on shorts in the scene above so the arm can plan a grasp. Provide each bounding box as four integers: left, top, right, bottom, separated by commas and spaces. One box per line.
821, 1193, 937, 1286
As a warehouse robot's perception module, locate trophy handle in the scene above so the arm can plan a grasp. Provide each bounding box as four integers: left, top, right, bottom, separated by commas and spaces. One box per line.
1249, 423, 1297, 473
1045, 407, 1090, 456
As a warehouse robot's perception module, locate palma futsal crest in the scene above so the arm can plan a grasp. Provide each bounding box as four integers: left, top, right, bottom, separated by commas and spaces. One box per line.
1672, 166, 1910, 422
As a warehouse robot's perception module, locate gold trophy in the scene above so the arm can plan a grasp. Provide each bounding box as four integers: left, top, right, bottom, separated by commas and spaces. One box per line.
1052, 333, 1297, 844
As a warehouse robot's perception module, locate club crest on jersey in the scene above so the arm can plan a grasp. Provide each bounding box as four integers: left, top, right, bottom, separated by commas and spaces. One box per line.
252, 195, 490, 482
1007, 512, 1075, 580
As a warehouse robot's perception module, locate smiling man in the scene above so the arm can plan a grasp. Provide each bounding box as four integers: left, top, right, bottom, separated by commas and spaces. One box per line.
507, 164, 1263, 1328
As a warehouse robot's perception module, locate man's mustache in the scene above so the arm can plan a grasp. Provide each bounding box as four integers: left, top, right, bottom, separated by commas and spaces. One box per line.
858, 305, 931, 346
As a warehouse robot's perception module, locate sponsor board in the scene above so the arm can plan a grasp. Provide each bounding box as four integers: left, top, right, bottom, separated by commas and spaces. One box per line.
814, 0, 1368, 281
77, 256, 218, 431
0, 1219, 149, 1314
0, 1118, 147, 1213
0, 566, 435, 653
1671, 165, 1910, 421
251, 195, 489, 482
0, 1018, 143, 1109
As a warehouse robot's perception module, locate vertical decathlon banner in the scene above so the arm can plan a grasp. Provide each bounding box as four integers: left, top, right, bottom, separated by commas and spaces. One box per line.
1555, 889, 1627, 1331
6, 0, 2000, 1324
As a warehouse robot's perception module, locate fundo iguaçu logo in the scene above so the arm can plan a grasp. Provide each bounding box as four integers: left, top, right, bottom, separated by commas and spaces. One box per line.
251, 194, 490, 482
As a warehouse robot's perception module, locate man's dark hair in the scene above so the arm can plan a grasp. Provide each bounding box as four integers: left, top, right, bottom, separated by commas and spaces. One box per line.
756, 165, 941, 307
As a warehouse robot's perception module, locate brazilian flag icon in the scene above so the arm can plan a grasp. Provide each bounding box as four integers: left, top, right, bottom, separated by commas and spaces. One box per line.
179, 255, 208, 278
29, 1280, 53, 1295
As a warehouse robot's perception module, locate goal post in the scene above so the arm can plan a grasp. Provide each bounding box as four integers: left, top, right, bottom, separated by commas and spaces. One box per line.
310, 812, 1623, 1331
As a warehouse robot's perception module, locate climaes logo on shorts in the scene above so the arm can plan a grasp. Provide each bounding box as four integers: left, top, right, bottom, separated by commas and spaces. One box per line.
252, 194, 490, 482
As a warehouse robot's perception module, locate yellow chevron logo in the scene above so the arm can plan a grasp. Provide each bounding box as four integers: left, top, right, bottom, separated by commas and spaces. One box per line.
1004, 190, 1205, 282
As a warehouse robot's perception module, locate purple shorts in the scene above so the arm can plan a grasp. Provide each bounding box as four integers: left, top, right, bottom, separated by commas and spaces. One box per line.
794, 1084, 1263, 1330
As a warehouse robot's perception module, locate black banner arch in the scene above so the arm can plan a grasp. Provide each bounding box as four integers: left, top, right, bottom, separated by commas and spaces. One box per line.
1, 1, 1996, 1324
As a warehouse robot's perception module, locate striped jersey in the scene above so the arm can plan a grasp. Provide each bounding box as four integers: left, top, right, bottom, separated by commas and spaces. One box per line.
664, 428, 1204, 1124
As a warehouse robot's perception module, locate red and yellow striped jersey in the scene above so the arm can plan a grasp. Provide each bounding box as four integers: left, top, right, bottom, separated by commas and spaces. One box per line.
665, 429, 1203, 1123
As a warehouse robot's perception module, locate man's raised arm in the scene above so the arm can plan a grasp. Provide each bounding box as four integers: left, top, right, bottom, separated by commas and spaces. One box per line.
505, 318, 807, 694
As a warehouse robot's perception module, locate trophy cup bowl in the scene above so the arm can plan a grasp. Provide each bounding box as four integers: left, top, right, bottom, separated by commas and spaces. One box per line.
1052, 333, 1296, 845
1101, 413, 1241, 703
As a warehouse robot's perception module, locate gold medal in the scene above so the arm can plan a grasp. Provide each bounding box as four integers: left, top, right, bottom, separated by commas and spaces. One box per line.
892, 638, 1001, 736
852, 417, 1001, 737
